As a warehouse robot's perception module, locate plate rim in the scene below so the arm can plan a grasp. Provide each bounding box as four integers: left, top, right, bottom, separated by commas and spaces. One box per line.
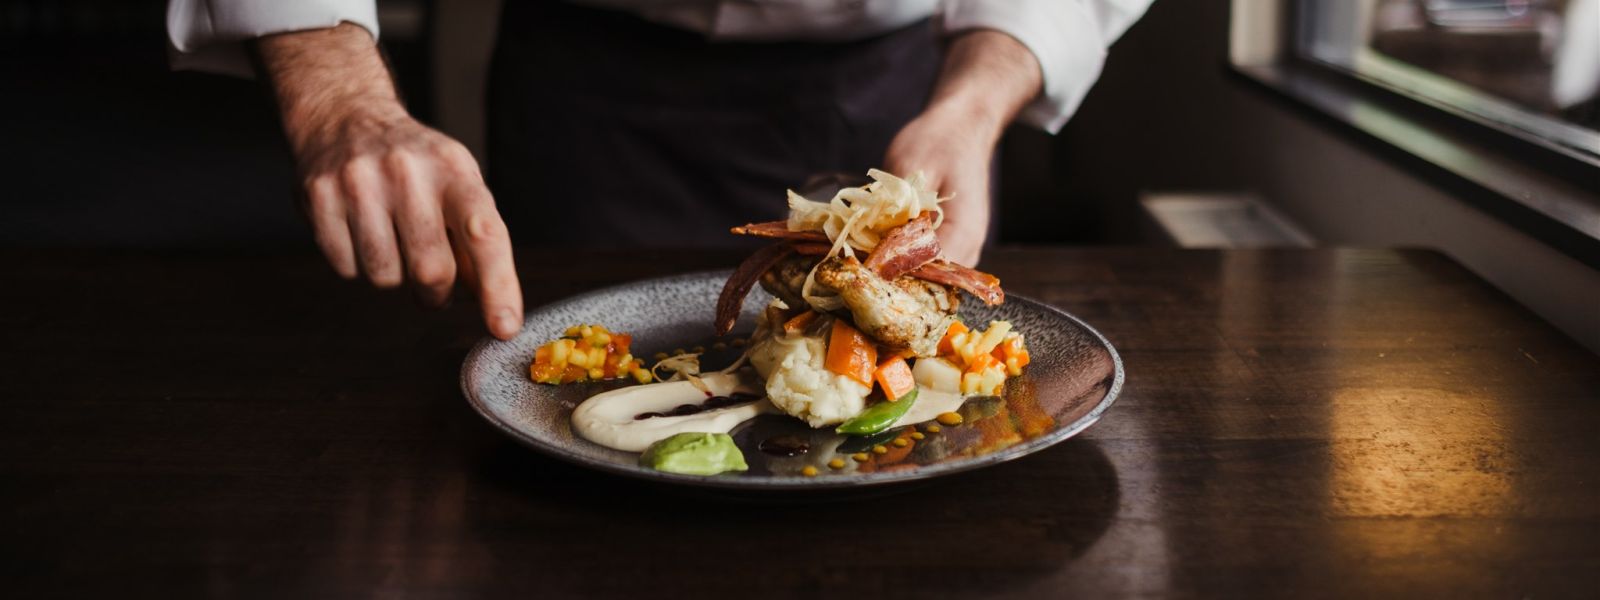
460, 269, 1124, 491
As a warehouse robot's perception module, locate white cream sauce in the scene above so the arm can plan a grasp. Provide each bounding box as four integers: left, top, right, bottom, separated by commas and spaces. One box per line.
891, 387, 967, 428
571, 370, 777, 452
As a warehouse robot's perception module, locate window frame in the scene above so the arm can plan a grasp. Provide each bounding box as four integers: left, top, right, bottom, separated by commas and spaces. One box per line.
1229, 0, 1600, 268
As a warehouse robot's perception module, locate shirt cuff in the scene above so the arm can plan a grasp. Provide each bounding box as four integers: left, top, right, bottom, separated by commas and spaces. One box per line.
166, 0, 380, 77
943, 0, 1140, 133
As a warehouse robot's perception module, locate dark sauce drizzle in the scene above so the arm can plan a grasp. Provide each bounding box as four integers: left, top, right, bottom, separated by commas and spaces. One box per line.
633, 392, 762, 421
757, 435, 810, 457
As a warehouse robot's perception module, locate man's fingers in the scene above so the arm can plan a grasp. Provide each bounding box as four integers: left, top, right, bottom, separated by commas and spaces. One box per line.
306, 175, 358, 279
449, 228, 480, 296
341, 159, 405, 288
444, 181, 522, 340
391, 152, 457, 308
936, 176, 989, 267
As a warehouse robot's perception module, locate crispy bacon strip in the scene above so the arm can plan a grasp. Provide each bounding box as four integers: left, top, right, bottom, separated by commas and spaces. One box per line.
792, 242, 832, 256
730, 221, 829, 243
752, 219, 998, 305
862, 212, 939, 280
912, 260, 1005, 306
793, 242, 1004, 306
715, 242, 798, 335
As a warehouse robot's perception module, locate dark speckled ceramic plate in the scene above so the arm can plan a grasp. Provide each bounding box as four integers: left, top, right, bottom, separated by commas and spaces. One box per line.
461, 270, 1123, 491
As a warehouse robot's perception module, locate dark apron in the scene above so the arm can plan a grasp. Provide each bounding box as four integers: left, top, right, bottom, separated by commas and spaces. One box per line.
486, 0, 941, 248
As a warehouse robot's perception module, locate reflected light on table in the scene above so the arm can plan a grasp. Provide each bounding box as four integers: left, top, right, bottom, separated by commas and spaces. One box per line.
1328, 387, 1513, 519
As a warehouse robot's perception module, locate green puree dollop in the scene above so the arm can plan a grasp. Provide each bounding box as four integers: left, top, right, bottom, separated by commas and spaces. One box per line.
639, 432, 749, 475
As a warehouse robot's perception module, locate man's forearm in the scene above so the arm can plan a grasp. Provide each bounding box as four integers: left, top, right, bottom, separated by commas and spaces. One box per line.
255, 23, 406, 155
922, 30, 1044, 143
248, 22, 524, 340
882, 30, 1045, 267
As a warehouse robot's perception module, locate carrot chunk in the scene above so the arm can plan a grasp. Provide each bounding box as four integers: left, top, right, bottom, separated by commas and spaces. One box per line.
826, 319, 878, 387
783, 310, 818, 333
938, 321, 969, 356
873, 355, 916, 401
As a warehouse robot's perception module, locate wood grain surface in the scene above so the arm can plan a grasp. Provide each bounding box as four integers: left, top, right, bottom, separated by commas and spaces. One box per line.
1, 248, 1596, 598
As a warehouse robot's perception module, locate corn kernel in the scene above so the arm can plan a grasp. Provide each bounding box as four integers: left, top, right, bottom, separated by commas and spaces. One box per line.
852, 453, 870, 462
924, 424, 942, 433
910, 432, 925, 440
828, 458, 846, 469
801, 466, 818, 477
569, 348, 589, 368
936, 412, 964, 426
631, 369, 652, 384
579, 325, 593, 338
564, 325, 581, 337
871, 445, 888, 455
591, 332, 612, 346
588, 367, 604, 380
588, 347, 605, 369
618, 353, 633, 368
892, 438, 909, 448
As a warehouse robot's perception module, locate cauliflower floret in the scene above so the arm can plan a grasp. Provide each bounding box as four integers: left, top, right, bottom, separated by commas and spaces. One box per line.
749, 331, 869, 428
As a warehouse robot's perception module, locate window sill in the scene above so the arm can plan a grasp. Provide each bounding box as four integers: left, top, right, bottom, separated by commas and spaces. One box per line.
1230, 62, 1600, 269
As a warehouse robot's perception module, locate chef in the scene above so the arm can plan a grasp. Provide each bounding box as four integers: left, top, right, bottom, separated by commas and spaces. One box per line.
167, 0, 1151, 340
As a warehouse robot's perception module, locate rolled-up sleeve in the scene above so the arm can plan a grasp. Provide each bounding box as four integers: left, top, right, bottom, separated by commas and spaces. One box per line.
166, 0, 380, 76
942, 0, 1152, 133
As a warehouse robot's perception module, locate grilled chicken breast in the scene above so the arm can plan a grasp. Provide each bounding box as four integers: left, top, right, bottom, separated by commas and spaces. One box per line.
758, 255, 813, 309
813, 256, 958, 357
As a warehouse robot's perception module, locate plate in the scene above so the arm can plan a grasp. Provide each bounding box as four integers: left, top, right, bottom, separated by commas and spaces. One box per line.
461, 270, 1123, 491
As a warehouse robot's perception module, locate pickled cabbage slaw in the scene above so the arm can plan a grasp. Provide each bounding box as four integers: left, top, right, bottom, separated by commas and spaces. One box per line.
786, 168, 944, 257
791, 169, 945, 311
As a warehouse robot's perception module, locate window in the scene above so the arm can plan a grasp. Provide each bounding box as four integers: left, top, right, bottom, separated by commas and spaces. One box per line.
1297, 0, 1600, 160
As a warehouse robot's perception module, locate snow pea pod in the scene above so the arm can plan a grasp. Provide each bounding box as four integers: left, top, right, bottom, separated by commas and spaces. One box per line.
836, 389, 918, 436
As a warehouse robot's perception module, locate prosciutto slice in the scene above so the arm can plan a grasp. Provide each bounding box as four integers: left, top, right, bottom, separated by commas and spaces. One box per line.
732, 212, 1003, 312
714, 241, 798, 335
862, 212, 939, 280
793, 243, 1004, 306
911, 261, 1005, 306
729, 221, 828, 243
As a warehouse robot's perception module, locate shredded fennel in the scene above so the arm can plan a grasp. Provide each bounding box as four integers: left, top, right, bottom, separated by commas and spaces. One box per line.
650, 347, 755, 396
788, 169, 945, 312
651, 352, 711, 394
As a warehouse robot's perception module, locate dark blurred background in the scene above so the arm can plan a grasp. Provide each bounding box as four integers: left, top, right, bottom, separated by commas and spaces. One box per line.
0, 0, 1265, 248
0, 0, 431, 247
2, 0, 1597, 351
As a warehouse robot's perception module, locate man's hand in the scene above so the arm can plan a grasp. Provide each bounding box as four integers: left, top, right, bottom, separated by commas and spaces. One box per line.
884, 30, 1043, 268
257, 24, 523, 340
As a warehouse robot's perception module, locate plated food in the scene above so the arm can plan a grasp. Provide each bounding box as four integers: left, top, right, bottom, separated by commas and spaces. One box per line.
461, 269, 1120, 491
461, 169, 1121, 490
545, 170, 1042, 476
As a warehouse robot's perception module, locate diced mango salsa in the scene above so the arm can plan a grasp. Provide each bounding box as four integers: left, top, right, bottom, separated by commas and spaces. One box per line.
938, 320, 1029, 395
529, 324, 653, 384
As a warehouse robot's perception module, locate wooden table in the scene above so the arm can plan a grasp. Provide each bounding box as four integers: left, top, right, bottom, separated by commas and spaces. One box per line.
2, 248, 1597, 598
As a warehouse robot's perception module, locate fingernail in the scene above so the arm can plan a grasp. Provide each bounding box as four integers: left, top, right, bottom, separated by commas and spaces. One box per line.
494, 309, 520, 338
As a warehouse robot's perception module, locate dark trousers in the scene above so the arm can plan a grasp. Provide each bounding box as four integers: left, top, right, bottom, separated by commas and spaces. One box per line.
487, 1, 940, 248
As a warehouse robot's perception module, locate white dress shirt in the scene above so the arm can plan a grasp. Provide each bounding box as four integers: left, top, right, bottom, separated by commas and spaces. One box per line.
168, 0, 1151, 132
